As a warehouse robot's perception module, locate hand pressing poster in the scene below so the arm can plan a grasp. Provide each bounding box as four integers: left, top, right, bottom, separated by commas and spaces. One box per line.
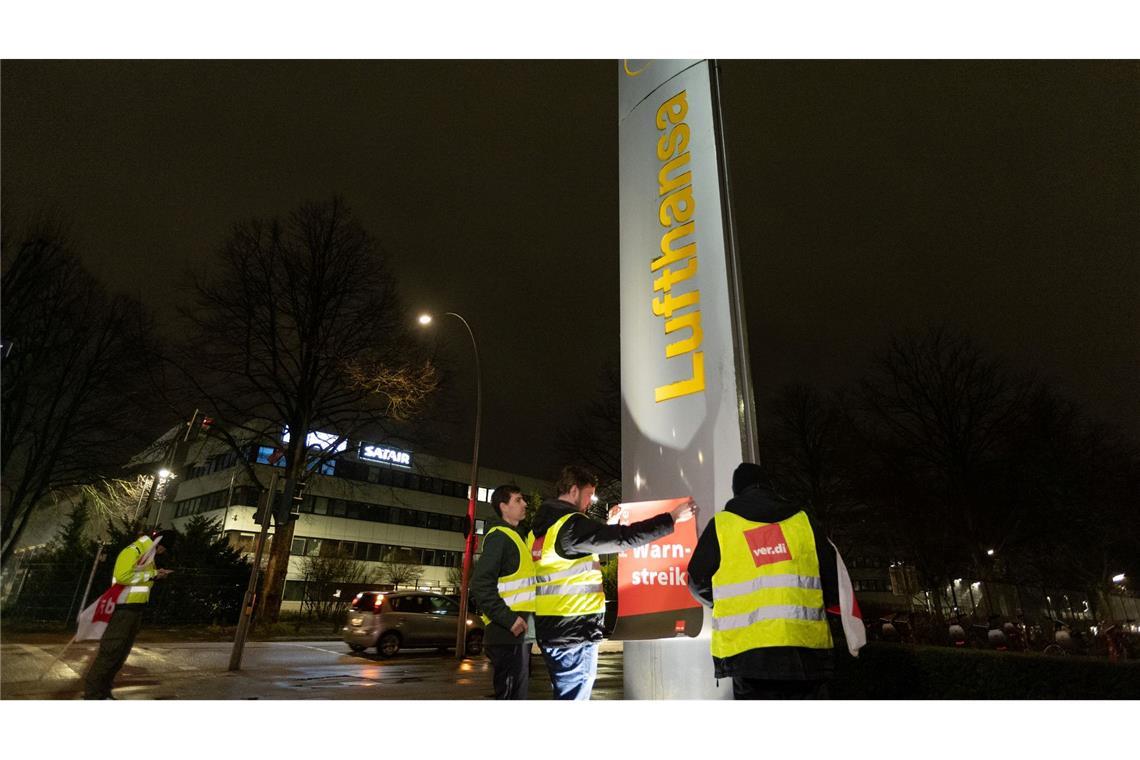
608, 497, 703, 640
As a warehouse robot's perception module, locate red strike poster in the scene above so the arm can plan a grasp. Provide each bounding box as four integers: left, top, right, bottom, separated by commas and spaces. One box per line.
609, 497, 703, 639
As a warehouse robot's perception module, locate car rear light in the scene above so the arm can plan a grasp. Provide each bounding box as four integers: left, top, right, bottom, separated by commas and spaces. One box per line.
374, 595, 385, 610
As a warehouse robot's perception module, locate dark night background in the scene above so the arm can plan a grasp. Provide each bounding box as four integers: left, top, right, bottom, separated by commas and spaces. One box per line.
3, 60, 1137, 479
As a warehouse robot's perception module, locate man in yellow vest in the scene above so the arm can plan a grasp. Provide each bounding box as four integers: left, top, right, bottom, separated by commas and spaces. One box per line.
83, 529, 176, 699
472, 484, 536, 699
687, 463, 843, 699
530, 465, 697, 700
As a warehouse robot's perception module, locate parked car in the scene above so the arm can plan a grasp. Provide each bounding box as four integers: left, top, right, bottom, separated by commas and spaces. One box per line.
343, 590, 484, 657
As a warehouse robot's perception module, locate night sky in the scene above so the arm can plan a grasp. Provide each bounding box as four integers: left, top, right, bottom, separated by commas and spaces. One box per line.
3, 60, 1137, 480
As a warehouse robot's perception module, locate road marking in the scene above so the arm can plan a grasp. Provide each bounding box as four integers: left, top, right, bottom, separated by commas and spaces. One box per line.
131, 646, 197, 671
285, 643, 351, 656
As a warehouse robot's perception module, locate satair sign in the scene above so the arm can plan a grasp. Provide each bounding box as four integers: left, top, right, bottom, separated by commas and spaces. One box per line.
359, 443, 412, 468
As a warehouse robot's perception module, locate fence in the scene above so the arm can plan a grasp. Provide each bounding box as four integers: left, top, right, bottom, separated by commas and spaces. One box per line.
1, 559, 249, 628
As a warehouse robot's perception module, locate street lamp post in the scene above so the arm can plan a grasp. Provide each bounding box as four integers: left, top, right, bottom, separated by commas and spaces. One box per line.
419, 312, 481, 660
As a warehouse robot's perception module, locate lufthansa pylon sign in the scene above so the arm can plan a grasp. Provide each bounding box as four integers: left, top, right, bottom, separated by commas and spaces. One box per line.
619, 59, 757, 699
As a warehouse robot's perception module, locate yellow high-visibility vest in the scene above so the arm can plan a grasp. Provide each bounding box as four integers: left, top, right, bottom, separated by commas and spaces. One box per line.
480, 525, 537, 625
529, 513, 605, 617
113, 535, 160, 605
711, 510, 832, 658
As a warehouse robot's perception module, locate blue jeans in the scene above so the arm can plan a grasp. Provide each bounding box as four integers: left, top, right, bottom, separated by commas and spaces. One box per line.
539, 641, 599, 700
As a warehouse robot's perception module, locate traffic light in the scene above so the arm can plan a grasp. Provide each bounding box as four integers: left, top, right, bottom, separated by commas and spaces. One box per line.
273, 478, 306, 525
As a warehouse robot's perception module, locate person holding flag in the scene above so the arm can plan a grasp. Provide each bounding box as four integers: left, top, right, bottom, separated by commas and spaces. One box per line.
687, 462, 865, 699
82, 529, 176, 699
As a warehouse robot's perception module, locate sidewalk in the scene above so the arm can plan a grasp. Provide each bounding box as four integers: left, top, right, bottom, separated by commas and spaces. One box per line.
1, 638, 626, 700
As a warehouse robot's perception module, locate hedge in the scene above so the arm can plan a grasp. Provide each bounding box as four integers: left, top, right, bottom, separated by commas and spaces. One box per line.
831, 642, 1140, 699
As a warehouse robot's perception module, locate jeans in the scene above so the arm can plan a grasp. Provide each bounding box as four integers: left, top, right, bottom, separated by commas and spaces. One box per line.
538, 641, 598, 700
485, 644, 530, 700
84, 605, 145, 699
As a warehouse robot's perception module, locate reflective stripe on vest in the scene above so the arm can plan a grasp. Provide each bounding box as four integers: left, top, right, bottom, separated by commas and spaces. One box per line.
528, 513, 605, 617
710, 510, 832, 657
480, 525, 537, 625
115, 536, 156, 605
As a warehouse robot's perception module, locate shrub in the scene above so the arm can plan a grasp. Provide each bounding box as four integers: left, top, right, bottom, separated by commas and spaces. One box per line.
832, 643, 1140, 699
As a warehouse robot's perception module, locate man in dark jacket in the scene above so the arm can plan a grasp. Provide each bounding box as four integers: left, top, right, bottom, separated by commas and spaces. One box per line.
471, 484, 534, 699
530, 465, 696, 699
687, 462, 841, 699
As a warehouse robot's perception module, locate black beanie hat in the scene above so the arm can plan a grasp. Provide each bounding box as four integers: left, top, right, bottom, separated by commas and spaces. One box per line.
732, 462, 766, 496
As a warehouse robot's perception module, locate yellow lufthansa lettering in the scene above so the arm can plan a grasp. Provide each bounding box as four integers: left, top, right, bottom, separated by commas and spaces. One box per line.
653, 257, 697, 293
659, 185, 695, 226
652, 222, 695, 272
654, 352, 706, 402
655, 91, 689, 130
652, 289, 701, 320
657, 123, 690, 161
657, 153, 691, 197
651, 88, 704, 404
664, 310, 703, 358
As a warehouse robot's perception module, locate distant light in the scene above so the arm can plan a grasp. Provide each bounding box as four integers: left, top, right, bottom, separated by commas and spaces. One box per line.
157, 469, 172, 479
986, 549, 995, 556
1112, 573, 1126, 583
417, 314, 433, 325
954, 578, 962, 584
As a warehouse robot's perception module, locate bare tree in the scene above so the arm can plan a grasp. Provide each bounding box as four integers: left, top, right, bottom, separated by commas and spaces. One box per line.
1, 220, 157, 564
445, 564, 464, 590
760, 383, 857, 534
77, 477, 153, 535
854, 327, 1037, 620
557, 366, 622, 503
170, 197, 438, 621
380, 560, 424, 588
299, 551, 377, 622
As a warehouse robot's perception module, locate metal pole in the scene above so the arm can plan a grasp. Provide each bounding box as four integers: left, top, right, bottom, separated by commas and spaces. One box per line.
228, 470, 278, 671
446, 312, 480, 660
709, 59, 759, 462
220, 470, 237, 538
141, 475, 160, 529
151, 409, 199, 530
74, 542, 106, 623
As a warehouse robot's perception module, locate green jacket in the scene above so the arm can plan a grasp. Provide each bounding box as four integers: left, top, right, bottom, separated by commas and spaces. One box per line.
472, 518, 532, 646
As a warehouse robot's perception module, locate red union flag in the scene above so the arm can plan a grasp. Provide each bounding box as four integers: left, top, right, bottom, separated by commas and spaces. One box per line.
75, 584, 125, 641
74, 534, 161, 641
744, 523, 793, 567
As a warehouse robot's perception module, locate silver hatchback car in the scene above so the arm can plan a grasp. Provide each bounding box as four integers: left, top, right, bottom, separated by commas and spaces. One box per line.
342, 590, 485, 657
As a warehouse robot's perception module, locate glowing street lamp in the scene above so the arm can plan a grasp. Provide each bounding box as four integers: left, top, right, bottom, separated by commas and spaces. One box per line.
1112, 573, 1126, 584
986, 549, 995, 556
418, 311, 481, 659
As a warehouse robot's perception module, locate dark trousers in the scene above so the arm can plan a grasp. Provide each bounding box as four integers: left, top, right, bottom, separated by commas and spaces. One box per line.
84, 605, 144, 699
485, 643, 530, 700
732, 677, 829, 700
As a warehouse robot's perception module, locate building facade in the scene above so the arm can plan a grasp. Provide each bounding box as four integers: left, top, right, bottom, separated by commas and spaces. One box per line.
155, 427, 550, 610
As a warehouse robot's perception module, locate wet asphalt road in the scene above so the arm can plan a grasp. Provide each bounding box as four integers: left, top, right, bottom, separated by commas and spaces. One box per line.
0, 639, 625, 700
